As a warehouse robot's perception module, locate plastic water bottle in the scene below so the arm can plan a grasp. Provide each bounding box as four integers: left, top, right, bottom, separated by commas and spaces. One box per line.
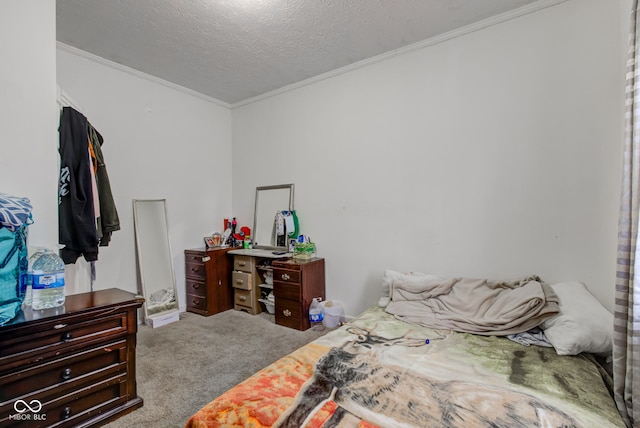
22, 247, 45, 308
31, 249, 65, 310
309, 298, 324, 331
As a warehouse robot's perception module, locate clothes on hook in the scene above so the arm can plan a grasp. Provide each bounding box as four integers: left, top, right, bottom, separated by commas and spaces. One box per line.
58, 107, 119, 264
88, 124, 120, 246
274, 210, 299, 246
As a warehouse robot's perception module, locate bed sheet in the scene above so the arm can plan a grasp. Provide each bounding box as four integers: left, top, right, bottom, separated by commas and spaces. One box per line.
185, 305, 624, 428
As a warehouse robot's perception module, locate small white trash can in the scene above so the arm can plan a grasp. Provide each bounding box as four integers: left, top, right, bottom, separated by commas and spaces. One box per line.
322, 300, 344, 329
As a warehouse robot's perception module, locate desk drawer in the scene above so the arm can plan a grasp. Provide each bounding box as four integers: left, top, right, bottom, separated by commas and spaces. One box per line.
185, 261, 206, 280
232, 271, 252, 290
234, 288, 256, 307
186, 278, 206, 297
272, 260, 303, 271
185, 251, 206, 264
275, 298, 302, 330
186, 294, 207, 311
233, 256, 255, 272
273, 269, 300, 284
273, 282, 301, 301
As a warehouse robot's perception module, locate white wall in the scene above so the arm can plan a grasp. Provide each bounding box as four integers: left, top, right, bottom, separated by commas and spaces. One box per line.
232, 0, 626, 316
3, 0, 627, 320
0, 1, 58, 247
56, 48, 233, 310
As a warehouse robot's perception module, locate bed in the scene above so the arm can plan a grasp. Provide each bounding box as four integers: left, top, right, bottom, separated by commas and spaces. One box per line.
185, 273, 625, 428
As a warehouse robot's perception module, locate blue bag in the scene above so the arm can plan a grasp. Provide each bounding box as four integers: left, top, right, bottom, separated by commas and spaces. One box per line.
0, 224, 28, 325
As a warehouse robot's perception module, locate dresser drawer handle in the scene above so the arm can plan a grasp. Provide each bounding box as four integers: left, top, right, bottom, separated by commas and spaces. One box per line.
192, 298, 200, 305
238, 261, 246, 267
283, 309, 292, 317
61, 368, 72, 380
238, 295, 247, 301
281, 273, 290, 280
191, 283, 200, 289
62, 406, 72, 419
62, 332, 73, 342
191, 267, 200, 273
235, 279, 244, 285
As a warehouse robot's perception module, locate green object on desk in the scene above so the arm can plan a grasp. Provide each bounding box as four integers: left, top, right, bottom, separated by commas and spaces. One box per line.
293, 242, 315, 260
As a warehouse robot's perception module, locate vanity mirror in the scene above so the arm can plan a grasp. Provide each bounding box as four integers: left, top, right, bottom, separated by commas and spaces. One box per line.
252, 184, 295, 250
133, 199, 179, 326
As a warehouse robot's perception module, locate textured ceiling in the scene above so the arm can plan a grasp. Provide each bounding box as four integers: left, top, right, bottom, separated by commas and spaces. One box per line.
57, 0, 543, 105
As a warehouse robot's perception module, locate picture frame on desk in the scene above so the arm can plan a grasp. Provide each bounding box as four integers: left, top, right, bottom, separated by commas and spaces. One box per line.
204, 236, 216, 248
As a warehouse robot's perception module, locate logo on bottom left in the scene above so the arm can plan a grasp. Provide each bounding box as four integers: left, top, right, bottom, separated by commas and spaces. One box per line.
9, 399, 47, 422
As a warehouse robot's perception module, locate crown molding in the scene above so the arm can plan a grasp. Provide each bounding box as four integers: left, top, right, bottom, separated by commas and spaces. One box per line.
56, 42, 231, 109
232, 0, 568, 108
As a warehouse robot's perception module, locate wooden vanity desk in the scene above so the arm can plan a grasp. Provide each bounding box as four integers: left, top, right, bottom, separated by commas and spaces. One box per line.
229, 249, 326, 330
0, 288, 144, 428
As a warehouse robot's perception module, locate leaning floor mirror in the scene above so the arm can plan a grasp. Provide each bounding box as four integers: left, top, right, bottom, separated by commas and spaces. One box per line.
133, 199, 180, 328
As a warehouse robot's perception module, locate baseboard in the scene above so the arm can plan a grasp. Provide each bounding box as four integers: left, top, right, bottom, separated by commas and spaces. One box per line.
145, 311, 180, 328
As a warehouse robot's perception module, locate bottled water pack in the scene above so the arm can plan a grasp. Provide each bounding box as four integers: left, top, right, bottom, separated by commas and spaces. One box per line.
31, 249, 65, 310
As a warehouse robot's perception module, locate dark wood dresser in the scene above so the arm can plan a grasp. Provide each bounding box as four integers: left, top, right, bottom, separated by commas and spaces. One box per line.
0, 288, 144, 428
184, 247, 234, 316
272, 257, 325, 330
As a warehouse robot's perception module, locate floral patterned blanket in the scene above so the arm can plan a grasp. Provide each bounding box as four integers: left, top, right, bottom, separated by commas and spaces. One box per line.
185, 306, 624, 428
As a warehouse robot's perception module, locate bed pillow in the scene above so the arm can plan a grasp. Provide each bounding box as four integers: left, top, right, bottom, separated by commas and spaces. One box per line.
541, 281, 613, 356
378, 269, 442, 307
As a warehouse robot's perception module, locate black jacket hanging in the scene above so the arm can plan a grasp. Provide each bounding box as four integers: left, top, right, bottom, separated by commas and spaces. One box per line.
58, 106, 98, 264
88, 124, 120, 246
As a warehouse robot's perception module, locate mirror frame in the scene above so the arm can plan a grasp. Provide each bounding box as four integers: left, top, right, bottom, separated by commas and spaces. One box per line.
132, 199, 179, 320
252, 184, 295, 250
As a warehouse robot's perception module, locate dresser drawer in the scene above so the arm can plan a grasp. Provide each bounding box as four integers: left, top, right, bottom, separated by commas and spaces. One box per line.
186, 278, 206, 297
233, 256, 255, 272
275, 298, 302, 329
186, 294, 207, 311
0, 339, 127, 403
232, 271, 252, 290
0, 312, 128, 372
273, 268, 301, 284
185, 260, 206, 280
274, 282, 301, 301
3, 374, 129, 428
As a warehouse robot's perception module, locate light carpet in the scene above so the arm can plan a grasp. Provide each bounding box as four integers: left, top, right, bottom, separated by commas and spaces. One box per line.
104, 309, 326, 428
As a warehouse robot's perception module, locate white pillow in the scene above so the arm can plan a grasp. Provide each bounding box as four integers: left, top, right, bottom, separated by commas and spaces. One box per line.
541, 281, 613, 356
378, 269, 442, 307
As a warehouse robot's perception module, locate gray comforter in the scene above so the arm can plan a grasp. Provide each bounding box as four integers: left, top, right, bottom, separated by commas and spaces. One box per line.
385, 275, 559, 335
